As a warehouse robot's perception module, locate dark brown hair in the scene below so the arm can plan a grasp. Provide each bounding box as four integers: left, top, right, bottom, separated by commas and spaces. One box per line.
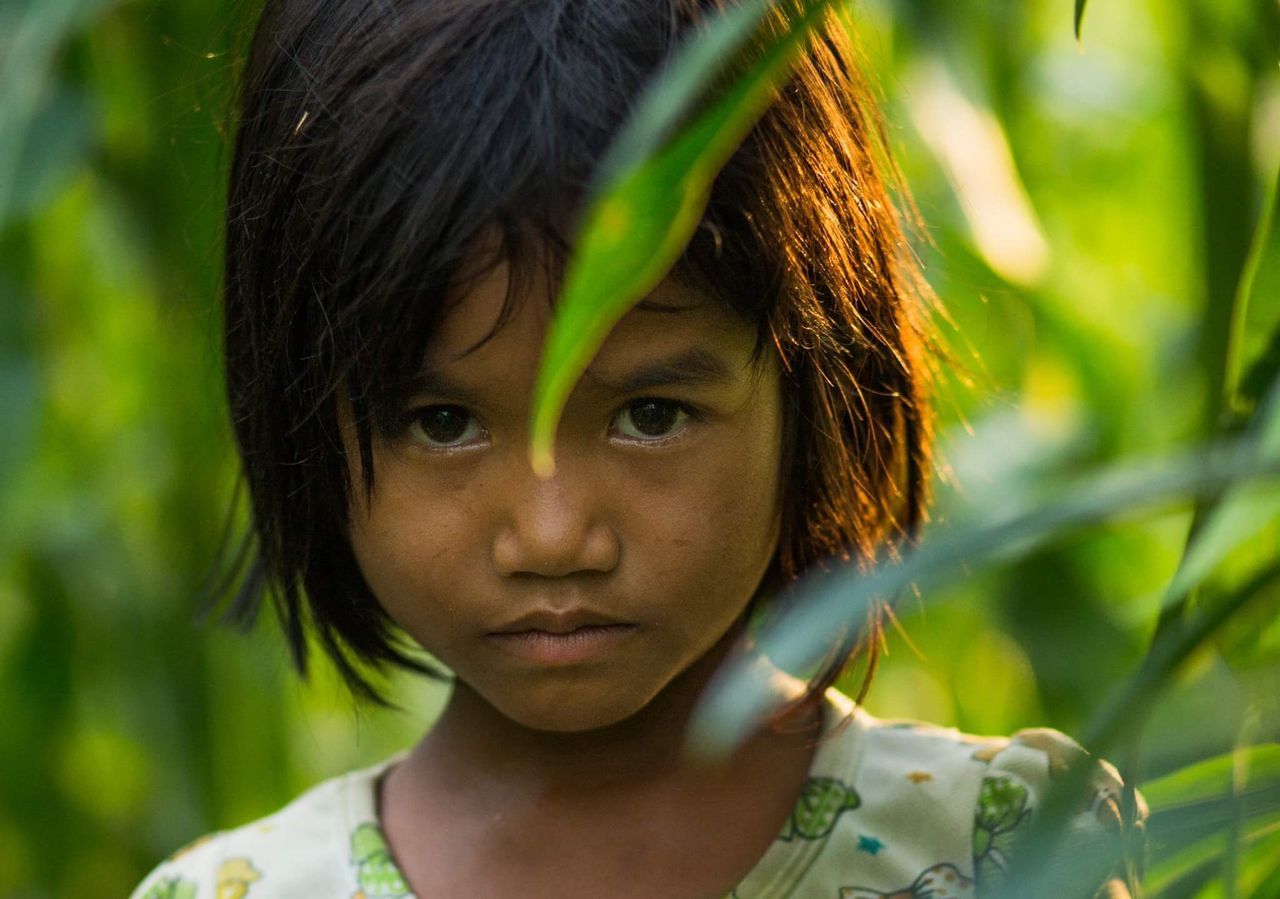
220, 0, 932, 703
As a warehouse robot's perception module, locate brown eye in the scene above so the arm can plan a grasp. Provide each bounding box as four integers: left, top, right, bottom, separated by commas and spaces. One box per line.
408, 405, 483, 448
613, 399, 691, 441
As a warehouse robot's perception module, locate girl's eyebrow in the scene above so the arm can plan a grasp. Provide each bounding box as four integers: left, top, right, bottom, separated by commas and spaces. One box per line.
405, 347, 737, 403
400, 370, 488, 406
587, 347, 738, 394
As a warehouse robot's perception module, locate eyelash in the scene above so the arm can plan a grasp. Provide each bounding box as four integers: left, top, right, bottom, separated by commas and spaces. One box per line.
608, 398, 701, 446
403, 404, 488, 453
400, 398, 703, 452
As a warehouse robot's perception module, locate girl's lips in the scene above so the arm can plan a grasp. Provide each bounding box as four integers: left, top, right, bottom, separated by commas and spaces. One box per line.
486, 623, 638, 665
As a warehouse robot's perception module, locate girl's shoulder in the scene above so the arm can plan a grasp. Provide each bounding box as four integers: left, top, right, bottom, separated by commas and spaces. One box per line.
733, 690, 1142, 898
129, 755, 408, 899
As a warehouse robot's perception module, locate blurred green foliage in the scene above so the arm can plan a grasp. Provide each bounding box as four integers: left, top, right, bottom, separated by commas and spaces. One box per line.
0, 0, 1277, 897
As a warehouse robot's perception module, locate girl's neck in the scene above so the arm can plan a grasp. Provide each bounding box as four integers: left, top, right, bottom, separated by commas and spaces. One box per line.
399, 630, 821, 798
377, 634, 824, 899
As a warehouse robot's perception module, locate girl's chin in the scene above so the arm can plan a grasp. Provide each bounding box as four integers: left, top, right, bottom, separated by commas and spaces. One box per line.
487, 690, 660, 734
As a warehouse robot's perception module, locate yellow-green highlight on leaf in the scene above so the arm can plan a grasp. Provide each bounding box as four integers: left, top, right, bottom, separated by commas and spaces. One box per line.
528, 0, 841, 476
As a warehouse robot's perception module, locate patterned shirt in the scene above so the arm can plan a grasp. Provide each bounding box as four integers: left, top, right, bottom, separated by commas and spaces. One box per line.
130, 690, 1140, 898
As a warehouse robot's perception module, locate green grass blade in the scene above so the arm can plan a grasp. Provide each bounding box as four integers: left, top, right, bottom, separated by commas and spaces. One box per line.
528, 0, 839, 475
1074, 0, 1089, 41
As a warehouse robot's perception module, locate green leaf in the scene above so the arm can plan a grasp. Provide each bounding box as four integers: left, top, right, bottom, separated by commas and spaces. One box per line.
528, 0, 840, 475
687, 442, 1280, 756
1142, 745, 1280, 812
1165, 370, 1280, 606
1, 81, 94, 227
1144, 811, 1280, 895
1074, 0, 1089, 41
1236, 163, 1280, 416
0, 0, 115, 225
1245, 840, 1280, 899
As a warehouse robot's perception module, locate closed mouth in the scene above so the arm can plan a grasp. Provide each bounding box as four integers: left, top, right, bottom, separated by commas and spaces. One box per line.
486, 622, 639, 664
488, 609, 632, 637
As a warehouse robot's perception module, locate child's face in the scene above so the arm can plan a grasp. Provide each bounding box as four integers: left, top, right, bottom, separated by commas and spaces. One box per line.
344, 257, 784, 733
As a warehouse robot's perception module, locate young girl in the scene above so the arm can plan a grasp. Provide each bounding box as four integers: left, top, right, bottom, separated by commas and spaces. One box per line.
132, 1, 1142, 896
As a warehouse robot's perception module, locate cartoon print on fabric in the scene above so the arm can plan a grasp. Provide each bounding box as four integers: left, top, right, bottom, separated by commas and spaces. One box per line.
215, 858, 262, 899
140, 878, 197, 899
971, 775, 1031, 887
778, 777, 861, 842
838, 862, 975, 899
351, 823, 412, 899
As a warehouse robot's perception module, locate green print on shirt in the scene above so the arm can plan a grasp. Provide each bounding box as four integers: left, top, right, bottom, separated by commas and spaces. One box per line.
140, 878, 197, 899
839, 862, 975, 898
778, 777, 861, 841
972, 774, 1030, 885
351, 823, 411, 899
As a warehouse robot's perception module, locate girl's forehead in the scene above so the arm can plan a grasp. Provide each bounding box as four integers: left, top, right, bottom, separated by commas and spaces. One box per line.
424, 254, 750, 375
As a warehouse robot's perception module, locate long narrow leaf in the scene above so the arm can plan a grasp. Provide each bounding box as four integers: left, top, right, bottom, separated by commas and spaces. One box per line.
1141, 746, 1280, 812
1074, 0, 1089, 41
998, 562, 1280, 898
528, 0, 839, 475
1228, 163, 1280, 413
1165, 367, 1280, 605
1144, 813, 1280, 895
687, 442, 1280, 756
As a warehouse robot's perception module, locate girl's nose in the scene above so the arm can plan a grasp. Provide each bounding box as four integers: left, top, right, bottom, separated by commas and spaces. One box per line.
491, 466, 620, 578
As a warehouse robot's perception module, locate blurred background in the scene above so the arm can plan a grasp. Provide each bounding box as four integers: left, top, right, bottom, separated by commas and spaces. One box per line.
1, 0, 1277, 896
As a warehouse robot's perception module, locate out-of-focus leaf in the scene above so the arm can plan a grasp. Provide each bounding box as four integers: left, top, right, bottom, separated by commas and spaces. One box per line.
0, 0, 115, 225
1074, 0, 1089, 41
1245, 840, 1280, 899
2, 82, 94, 226
1141, 745, 1280, 811
998, 564, 1280, 898
688, 442, 1280, 755
1242, 329, 1280, 416
1156, 158, 1280, 616
1167, 369, 1280, 605
528, 0, 839, 475
1237, 165, 1280, 415
1144, 811, 1280, 896
0, 276, 39, 526
904, 59, 1049, 286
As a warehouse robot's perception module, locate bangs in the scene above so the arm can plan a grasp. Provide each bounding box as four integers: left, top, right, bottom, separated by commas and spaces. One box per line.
229, 0, 734, 497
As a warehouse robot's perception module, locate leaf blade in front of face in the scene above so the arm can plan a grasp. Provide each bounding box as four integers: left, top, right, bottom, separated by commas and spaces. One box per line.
528, 0, 841, 475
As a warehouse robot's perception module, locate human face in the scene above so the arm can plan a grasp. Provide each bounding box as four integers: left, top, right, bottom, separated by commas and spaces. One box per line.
344, 259, 784, 733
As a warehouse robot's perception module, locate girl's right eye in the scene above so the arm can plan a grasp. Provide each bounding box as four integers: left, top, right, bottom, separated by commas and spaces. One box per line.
406, 405, 486, 450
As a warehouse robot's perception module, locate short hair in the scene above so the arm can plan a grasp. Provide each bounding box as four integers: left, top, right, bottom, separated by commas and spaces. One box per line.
220, 0, 932, 703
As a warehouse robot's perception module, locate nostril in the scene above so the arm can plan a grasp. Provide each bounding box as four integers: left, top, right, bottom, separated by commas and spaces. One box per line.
491, 520, 619, 578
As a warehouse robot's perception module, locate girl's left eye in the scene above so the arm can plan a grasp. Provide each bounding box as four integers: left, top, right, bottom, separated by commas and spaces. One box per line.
407, 405, 486, 450
610, 399, 694, 443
